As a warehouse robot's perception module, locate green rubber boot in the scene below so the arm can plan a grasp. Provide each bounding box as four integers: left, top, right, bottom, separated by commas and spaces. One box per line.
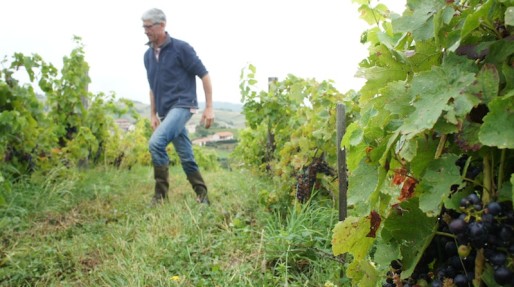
151, 165, 169, 206
186, 171, 210, 205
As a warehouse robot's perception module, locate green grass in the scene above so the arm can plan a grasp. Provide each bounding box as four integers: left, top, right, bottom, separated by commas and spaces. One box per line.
0, 165, 344, 286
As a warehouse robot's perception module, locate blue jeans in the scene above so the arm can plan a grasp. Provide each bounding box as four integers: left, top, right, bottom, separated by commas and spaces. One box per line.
148, 108, 199, 174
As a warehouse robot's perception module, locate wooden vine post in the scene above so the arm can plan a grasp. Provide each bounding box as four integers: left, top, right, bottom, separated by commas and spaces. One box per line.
337, 103, 348, 278
337, 103, 347, 221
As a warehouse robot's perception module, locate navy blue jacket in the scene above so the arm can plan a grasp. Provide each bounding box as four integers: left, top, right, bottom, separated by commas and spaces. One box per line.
144, 33, 208, 117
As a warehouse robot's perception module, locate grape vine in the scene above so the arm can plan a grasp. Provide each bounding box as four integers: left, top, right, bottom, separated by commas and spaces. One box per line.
235, 65, 358, 208
0, 37, 152, 203
332, 0, 514, 286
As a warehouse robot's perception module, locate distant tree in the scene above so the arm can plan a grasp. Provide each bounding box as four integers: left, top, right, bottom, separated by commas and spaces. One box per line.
196, 122, 220, 138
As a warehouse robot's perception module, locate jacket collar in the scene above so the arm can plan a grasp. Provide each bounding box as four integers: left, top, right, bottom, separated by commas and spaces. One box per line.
146, 32, 172, 49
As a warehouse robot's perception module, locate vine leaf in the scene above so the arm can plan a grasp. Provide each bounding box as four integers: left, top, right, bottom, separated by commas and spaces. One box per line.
332, 216, 374, 255
460, 0, 494, 39
347, 260, 380, 287
348, 160, 379, 216
379, 198, 437, 279
373, 241, 401, 273
506, 6, 514, 26
485, 38, 514, 64
400, 54, 476, 139
418, 155, 461, 216
479, 93, 514, 149
497, 174, 514, 202
473, 64, 499, 104
332, 216, 377, 285
391, 0, 444, 41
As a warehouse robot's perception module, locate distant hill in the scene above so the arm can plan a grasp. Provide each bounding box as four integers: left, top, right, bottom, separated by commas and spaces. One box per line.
33, 94, 246, 130
127, 100, 246, 129
200, 101, 243, 113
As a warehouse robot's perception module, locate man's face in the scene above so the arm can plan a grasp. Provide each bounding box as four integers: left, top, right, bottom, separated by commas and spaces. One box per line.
143, 20, 164, 43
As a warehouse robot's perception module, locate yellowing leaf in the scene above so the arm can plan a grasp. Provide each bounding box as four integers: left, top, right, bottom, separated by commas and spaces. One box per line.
332, 216, 374, 256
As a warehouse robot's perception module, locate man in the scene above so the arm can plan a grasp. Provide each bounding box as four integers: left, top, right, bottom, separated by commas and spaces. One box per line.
142, 8, 214, 205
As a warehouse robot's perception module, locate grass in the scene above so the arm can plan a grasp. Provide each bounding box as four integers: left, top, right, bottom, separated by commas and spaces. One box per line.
0, 165, 344, 286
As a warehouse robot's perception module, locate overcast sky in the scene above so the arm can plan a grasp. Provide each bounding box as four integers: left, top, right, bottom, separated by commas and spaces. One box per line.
1, 0, 405, 105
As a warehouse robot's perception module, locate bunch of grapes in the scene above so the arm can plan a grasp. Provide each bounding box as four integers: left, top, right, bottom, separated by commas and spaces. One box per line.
296, 172, 313, 203
295, 156, 335, 203
382, 194, 513, 286
446, 194, 514, 285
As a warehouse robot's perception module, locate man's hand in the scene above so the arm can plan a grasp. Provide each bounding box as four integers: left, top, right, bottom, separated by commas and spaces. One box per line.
201, 106, 215, 129
151, 114, 160, 130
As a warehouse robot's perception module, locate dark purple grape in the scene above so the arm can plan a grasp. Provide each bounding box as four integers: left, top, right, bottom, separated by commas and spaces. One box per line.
481, 213, 494, 226
449, 218, 467, 234
487, 201, 502, 216
431, 279, 443, 287
504, 209, 514, 224
484, 248, 495, 259
499, 226, 513, 243
453, 274, 468, 287
489, 252, 507, 266
494, 266, 513, 285
468, 221, 488, 248
455, 155, 469, 171
457, 233, 471, 245
487, 234, 502, 246
467, 193, 480, 205
448, 256, 462, 269
460, 197, 470, 208
445, 241, 458, 256
444, 265, 457, 278
466, 166, 482, 180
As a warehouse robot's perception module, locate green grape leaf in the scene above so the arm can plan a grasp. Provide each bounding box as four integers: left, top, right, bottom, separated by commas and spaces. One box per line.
343, 122, 364, 147
401, 54, 476, 139
396, 135, 418, 162
409, 137, 439, 177
485, 38, 514, 64
373, 241, 401, 270
479, 94, 514, 148
380, 199, 437, 278
383, 81, 413, 116
348, 160, 379, 216
461, 0, 494, 39
332, 216, 375, 256
474, 64, 499, 104
506, 6, 514, 26
418, 155, 461, 216
443, 191, 468, 211
404, 41, 441, 73
503, 62, 514, 91
357, 4, 388, 26
458, 121, 482, 151
392, 0, 439, 35
497, 174, 513, 202
482, 264, 500, 287
357, 66, 408, 102
347, 259, 380, 287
